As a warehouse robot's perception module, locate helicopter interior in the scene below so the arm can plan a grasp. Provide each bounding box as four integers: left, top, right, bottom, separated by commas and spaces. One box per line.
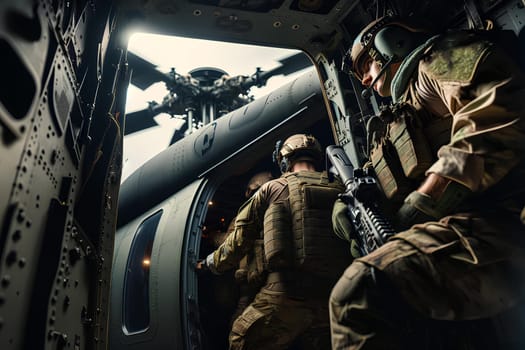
2, 0, 525, 349
112, 0, 525, 348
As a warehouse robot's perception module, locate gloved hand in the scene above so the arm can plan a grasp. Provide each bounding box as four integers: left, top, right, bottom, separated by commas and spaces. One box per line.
195, 253, 220, 275
395, 175, 472, 231
395, 190, 435, 231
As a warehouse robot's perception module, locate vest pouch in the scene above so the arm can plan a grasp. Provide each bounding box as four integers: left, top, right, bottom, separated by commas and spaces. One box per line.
388, 104, 433, 179
234, 255, 249, 283
247, 239, 267, 285
263, 202, 293, 270
286, 172, 351, 281
370, 137, 412, 202
244, 253, 265, 290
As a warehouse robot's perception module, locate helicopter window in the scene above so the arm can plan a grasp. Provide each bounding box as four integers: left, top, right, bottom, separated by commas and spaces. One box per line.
122, 34, 311, 182
122, 210, 162, 334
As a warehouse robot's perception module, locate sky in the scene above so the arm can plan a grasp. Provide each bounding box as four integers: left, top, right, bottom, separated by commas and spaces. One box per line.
122, 33, 311, 181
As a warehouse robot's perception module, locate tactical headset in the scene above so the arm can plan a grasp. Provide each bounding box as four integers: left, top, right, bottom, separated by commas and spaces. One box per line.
272, 140, 288, 173
347, 15, 431, 87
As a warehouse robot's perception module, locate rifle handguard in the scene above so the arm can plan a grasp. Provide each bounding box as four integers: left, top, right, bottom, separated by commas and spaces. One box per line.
327, 145, 396, 255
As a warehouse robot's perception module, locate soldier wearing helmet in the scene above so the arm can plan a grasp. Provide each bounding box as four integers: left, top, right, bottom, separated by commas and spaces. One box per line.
330, 14, 525, 349
198, 134, 351, 349
245, 171, 273, 198
346, 16, 432, 98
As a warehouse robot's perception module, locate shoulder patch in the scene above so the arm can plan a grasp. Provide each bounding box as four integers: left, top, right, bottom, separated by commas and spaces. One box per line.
423, 40, 490, 83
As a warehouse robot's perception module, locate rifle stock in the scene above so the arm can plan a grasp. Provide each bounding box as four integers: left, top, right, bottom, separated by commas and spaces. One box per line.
326, 145, 396, 255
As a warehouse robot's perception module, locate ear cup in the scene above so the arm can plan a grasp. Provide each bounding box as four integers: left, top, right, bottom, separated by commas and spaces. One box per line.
272, 140, 282, 165
374, 25, 420, 61
280, 158, 288, 173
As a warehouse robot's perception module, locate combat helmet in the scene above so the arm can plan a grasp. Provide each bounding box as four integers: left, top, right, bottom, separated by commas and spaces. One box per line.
348, 15, 431, 81
273, 134, 322, 173
245, 171, 273, 197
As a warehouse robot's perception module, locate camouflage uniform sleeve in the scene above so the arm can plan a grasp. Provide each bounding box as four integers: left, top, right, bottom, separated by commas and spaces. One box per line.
420, 41, 525, 192
332, 198, 353, 242
332, 198, 361, 258
212, 183, 271, 273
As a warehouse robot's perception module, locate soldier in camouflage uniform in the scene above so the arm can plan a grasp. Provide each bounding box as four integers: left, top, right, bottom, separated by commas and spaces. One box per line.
230, 171, 274, 323
198, 134, 351, 349
330, 15, 525, 349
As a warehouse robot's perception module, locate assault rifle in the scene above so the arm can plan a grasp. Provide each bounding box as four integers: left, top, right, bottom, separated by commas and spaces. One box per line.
326, 145, 396, 256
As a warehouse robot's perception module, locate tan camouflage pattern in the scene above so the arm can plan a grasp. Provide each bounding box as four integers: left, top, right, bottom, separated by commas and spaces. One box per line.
330, 213, 525, 349
230, 289, 331, 350
417, 35, 525, 192
330, 32, 525, 349
213, 171, 343, 349
212, 178, 288, 273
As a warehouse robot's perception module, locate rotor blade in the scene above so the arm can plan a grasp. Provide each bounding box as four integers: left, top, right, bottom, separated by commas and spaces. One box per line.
168, 124, 187, 145
167, 119, 189, 146
274, 52, 313, 76
258, 52, 313, 81
127, 51, 172, 90
124, 107, 160, 135
243, 52, 313, 90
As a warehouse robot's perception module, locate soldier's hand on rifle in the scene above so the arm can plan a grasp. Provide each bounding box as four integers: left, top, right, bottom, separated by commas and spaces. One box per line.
332, 199, 360, 258
395, 191, 436, 231
395, 175, 472, 231
332, 199, 354, 241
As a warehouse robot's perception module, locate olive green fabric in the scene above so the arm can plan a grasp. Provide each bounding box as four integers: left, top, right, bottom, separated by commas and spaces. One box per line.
332, 199, 360, 259
285, 171, 350, 280
213, 178, 288, 273
417, 36, 525, 192
332, 199, 353, 243
425, 39, 489, 83
395, 181, 472, 229
263, 201, 294, 269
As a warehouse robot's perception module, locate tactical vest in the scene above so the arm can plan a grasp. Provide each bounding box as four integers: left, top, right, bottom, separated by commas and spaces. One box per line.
370, 103, 437, 202
372, 34, 488, 204
263, 171, 350, 281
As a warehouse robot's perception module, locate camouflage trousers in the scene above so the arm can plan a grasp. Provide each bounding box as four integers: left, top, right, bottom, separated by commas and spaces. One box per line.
229, 288, 331, 350
329, 214, 525, 349
230, 284, 259, 327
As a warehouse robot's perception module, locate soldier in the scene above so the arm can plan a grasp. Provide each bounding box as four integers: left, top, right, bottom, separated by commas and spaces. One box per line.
330, 15, 525, 349
230, 171, 274, 323
197, 134, 351, 349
